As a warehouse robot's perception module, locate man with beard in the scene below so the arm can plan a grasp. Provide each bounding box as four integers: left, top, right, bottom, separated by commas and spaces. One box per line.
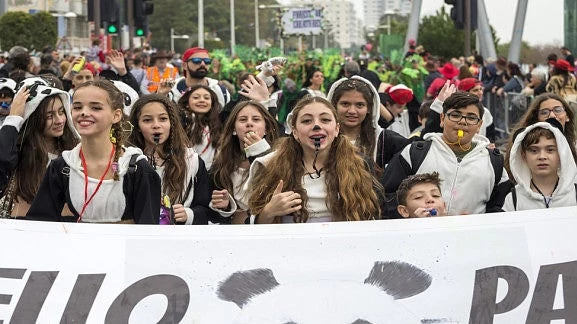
169, 47, 230, 107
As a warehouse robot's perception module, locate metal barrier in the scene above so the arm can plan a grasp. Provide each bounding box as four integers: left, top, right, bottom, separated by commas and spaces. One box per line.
484, 92, 531, 138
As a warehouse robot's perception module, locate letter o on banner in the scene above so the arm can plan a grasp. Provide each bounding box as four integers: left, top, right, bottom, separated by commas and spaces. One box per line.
105, 274, 190, 323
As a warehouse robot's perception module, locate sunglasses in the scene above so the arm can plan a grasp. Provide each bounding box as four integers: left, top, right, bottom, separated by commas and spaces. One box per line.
188, 58, 212, 65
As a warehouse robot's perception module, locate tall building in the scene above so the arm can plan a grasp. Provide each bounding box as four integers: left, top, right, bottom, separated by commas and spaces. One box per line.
364, 0, 412, 32
280, 0, 365, 50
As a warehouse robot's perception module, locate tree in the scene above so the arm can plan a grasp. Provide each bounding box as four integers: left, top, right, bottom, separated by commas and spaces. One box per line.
30, 12, 58, 50
418, 7, 469, 59
0, 11, 57, 51
148, 0, 279, 52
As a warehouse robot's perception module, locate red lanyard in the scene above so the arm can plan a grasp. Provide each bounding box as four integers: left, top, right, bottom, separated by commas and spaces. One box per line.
78, 145, 115, 221
200, 127, 211, 155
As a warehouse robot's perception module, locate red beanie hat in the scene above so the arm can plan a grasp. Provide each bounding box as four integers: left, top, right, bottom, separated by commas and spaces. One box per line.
182, 47, 209, 62
387, 84, 414, 105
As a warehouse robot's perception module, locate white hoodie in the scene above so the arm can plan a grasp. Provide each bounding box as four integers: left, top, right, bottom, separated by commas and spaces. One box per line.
503, 122, 577, 211
62, 144, 147, 223
399, 132, 508, 215
326, 75, 384, 160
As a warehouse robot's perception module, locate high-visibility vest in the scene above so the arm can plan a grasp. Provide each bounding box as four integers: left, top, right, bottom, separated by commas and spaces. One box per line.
146, 66, 179, 93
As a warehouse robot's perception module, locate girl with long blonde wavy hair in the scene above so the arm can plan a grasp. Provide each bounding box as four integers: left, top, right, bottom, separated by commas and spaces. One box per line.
246, 96, 382, 223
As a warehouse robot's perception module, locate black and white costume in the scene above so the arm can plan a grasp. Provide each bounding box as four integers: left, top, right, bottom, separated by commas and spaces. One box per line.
155, 148, 234, 224
27, 145, 161, 224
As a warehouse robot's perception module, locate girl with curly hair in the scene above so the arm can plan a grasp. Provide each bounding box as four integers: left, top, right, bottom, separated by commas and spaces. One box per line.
245, 96, 382, 223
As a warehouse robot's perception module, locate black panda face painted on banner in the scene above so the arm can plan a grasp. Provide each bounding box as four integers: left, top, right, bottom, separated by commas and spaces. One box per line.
217, 261, 451, 323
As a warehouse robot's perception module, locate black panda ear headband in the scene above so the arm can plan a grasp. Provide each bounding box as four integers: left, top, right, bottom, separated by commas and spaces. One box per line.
513, 118, 564, 142
545, 117, 564, 132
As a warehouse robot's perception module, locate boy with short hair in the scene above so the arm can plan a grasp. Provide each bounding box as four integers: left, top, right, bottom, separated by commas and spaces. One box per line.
382, 91, 509, 218
396, 172, 447, 218
503, 121, 577, 211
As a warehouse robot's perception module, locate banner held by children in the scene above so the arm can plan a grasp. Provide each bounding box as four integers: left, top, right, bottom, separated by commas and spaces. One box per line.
1, 207, 576, 323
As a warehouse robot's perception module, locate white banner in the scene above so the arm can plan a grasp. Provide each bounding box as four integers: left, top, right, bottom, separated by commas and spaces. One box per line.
281, 7, 324, 36
1, 207, 577, 323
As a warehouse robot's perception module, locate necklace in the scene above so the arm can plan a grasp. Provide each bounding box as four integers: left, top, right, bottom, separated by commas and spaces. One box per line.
78, 145, 115, 221
301, 154, 323, 179
442, 135, 472, 152
531, 178, 559, 208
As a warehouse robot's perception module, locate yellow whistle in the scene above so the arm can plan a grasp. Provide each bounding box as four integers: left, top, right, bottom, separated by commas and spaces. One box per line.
457, 130, 464, 138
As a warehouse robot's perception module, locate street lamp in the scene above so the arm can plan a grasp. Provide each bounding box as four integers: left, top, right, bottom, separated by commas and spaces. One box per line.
384, 10, 395, 35
170, 28, 190, 53
254, 0, 259, 48
258, 3, 285, 52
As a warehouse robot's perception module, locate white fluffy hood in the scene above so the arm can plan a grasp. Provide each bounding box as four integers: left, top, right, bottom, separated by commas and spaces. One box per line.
509, 122, 577, 196
18, 83, 79, 139
327, 75, 381, 130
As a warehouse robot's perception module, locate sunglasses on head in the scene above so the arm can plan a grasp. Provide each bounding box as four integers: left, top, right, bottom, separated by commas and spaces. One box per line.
188, 58, 212, 65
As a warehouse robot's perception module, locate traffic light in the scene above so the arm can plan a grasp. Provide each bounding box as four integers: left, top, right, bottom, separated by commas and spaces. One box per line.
444, 0, 477, 30
134, 0, 154, 37
445, 0, 464, 29
87, 0, 120, 32
107, 21, 119, 34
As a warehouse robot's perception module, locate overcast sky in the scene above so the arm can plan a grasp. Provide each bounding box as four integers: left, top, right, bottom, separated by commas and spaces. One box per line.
417, 0, 564, 46
344, 0, 563, 45
280, 0, 564, 46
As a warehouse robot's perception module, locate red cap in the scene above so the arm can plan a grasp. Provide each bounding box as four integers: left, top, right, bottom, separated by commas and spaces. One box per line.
387, 84, 414, 105
182, 47, 209, 62
555, 59, 574, 72
457, 78, 481, 92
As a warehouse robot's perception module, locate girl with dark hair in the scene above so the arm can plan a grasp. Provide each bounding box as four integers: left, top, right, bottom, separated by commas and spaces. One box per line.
286, 69, 326, 116
210, 100, 280, 224
503, 121, 577, 211
505, 92, 577, 182
177, 84, 223, 170
300, 68, 326, 98
0, 84, 79, 217
128, 94, 223, 224
327, 76, 409, 168
245, 96, 382, 223
26, 80, 160, 223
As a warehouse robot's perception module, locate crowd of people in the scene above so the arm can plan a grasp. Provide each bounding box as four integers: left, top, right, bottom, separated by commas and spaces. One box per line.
0, 39, 576, 224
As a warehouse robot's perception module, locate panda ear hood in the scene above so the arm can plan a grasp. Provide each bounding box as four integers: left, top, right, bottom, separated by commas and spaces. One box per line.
364, 261, 432, 299
217, 268, 279, 308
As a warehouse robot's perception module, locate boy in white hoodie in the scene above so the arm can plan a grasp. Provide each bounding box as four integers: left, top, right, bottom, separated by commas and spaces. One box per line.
382, 91, 509, 218
503, 120, 577, 211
